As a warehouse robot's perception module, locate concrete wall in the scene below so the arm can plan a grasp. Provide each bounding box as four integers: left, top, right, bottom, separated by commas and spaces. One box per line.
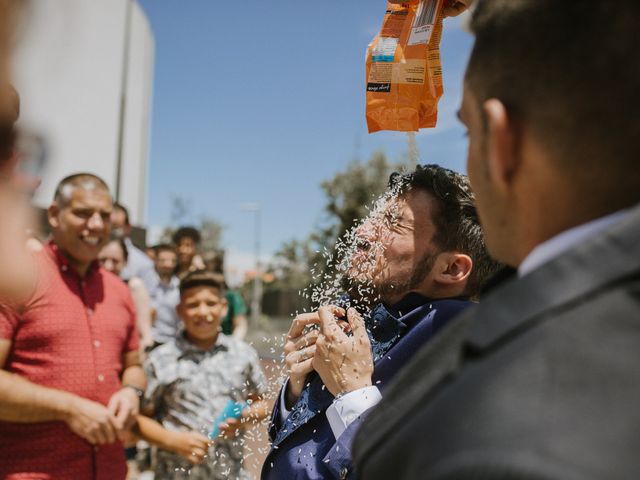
13, 0, 154, 225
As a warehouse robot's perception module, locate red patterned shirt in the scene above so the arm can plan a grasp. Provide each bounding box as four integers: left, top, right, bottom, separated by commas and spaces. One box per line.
0, 240, 139, 480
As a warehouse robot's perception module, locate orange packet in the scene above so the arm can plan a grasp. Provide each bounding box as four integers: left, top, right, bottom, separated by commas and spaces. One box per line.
366, 0, 445, 133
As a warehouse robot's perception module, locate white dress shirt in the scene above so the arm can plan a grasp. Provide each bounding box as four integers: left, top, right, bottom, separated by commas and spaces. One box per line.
279, 379, 382, 440
518, 209, 630, 277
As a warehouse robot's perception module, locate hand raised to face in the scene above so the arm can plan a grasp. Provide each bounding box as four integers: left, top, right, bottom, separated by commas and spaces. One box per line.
312, 306, 374, 398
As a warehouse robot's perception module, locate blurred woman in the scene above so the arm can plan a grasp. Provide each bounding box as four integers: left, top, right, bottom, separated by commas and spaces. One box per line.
99, 237, 153, 351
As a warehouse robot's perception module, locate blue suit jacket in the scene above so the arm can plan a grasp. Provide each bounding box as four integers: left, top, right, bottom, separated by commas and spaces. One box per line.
261, 295, 471, 480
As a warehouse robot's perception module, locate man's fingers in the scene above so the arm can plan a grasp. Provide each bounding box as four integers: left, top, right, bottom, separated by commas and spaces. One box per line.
104, 416, 119, 444
107, 396, 120, 417
318, 306, 345, 338
290, 357, 314, 376
287, 313, 320, 338
347, 308, 369, 345
292, 329, 319, 351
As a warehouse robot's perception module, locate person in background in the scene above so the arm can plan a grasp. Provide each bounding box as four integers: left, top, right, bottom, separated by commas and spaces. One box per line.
204, 251, 249, 340
145, 245, 157, 262
111, 202, 158, 291
220, 279, 248, 340
148, 244, 182, 347
0, 173, 146, 479
99, 237, 154, 352
136, 270, 270, 480
173, 226, 206, 278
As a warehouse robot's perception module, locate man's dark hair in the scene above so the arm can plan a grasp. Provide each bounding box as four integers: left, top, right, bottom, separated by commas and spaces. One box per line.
113, 203, 130, 226
179, 270, 224, 297
154, 243, 176, 256
172, 226, 201, 245
53, 173, 110, 207
390, 164, 500, 297
467, 0, 640, 209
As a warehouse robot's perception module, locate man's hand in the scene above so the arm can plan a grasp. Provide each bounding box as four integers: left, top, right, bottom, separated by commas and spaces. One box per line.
63, 395, 119, 445
107, 387, 140, 438
443, 0, 473, 17
283, 313, 321, 408
312, 306, 374, 397
167, 430, 210, 464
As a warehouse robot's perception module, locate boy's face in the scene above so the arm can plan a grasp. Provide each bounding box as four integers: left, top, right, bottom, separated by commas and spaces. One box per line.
177, 286, 228, 345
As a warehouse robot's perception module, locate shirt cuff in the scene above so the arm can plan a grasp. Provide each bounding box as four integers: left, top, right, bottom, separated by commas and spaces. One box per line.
278, 378, 292, 423
325, 386, 382, 440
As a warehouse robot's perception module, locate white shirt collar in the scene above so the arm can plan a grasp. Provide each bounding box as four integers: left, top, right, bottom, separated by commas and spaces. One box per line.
518, 208, 631, 277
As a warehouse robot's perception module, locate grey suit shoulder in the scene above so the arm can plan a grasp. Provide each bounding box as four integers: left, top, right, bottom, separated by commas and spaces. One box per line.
354, 205, 640, 479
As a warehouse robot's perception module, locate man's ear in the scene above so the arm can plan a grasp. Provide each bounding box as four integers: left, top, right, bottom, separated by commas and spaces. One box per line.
483, 98, 522, 194
47, 202, 60, 229
175, 302, 184, 319
433, 252, 473, 287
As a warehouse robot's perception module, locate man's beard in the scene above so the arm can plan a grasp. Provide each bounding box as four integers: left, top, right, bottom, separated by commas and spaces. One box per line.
342, 250, 437, 308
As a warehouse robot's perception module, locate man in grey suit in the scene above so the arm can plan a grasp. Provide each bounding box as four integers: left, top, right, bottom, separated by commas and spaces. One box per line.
353, 1, 640, 479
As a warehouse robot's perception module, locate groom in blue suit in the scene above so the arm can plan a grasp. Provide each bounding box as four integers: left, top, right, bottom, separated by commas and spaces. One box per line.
262, 165, 500, 479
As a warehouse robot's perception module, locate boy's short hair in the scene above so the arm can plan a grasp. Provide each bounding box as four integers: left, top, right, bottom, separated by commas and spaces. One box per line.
154, 243, 176, 256
179, 270, 225, 297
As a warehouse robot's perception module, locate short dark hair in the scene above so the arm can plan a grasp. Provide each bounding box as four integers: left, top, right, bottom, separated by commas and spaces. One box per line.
173, 226, 201, 245
389, 164, 501, 297
54, 173, 110, 207
113, 203, 130, 226
467, 0, 640, 209
154, 243, 176, 256
179, 270, 224, 297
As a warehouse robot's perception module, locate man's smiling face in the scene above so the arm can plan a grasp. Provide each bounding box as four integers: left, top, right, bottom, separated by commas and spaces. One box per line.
51, 187, 113, 269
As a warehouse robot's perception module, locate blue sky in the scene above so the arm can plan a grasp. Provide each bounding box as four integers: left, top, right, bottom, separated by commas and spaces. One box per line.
139, 1, 474, 268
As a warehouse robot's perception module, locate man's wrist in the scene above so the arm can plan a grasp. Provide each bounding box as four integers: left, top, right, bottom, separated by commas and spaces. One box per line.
122, 384, 144, 400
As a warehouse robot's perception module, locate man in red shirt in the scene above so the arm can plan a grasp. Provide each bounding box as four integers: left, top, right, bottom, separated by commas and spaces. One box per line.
0, 173, 147, 480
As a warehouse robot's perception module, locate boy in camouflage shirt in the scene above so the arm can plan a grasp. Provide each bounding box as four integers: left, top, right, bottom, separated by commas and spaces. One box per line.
137, 271, 269, 479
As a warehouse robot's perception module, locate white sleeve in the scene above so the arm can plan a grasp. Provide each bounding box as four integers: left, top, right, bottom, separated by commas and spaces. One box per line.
325, 386, 382, 439
278, 378, 292, 423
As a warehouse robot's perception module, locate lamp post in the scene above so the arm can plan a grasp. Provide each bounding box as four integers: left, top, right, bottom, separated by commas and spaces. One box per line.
241, 203, 262, 328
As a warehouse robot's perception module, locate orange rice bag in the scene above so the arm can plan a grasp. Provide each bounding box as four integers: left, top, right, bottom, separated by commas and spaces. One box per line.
366, 0, 445, 133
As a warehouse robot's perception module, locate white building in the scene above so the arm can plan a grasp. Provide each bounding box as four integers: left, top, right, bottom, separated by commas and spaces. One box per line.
13, 0, 154, 225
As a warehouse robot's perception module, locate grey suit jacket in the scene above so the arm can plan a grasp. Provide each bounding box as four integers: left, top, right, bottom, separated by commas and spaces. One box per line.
353, 204, 640, 479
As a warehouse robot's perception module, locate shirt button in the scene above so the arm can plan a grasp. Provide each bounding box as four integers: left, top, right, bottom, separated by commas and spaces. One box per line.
97, 374, 104, 382
93, 340, 101, 348
86, 307, 93, 316
61, 265, 68, 272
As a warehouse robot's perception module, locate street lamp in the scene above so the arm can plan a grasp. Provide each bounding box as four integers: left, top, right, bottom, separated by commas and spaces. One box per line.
241, 203, 262, 329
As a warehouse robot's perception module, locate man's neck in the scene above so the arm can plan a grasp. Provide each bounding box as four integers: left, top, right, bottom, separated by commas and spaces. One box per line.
159, 273, 173, 285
